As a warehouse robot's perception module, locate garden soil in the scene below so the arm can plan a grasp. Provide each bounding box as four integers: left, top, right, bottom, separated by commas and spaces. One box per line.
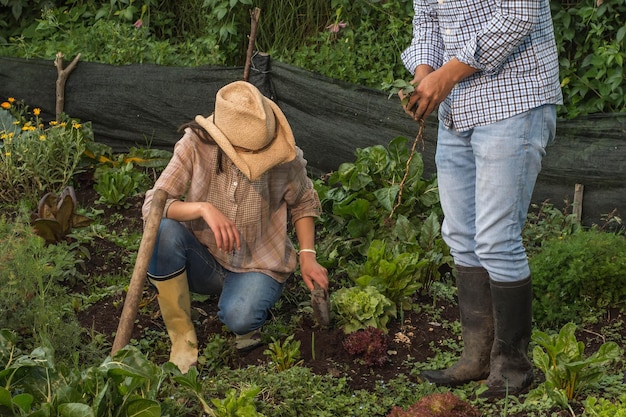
73, 181, 624, 417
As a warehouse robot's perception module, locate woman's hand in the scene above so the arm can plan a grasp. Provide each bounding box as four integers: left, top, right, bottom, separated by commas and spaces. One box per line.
199, 203, 240, 253
167, 201, 240, 253
299, 252, 329, 292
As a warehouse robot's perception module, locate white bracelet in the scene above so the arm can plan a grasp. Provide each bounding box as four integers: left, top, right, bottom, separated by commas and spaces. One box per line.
298, 248, 316, 255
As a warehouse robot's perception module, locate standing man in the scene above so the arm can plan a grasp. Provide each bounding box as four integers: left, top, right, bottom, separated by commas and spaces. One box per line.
400, 0, 562, 397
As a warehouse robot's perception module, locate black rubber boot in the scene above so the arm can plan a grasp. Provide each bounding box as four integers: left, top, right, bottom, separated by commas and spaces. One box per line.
482, 276, 534, 397
420, 265, 493, 386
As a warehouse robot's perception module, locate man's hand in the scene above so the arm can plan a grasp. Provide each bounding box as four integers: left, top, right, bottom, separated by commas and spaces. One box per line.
400, 64, 435, 121
401, 60, 478, 122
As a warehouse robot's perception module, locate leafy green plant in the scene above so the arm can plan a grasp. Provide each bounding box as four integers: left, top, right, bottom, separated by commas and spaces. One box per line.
531, 322, 621, 413
342, 326, 389, 366
331, 285, 396, 334
210, 386, 266, 417
263, 334, 303, 372
350, 239, 429, 317
314, 136, 448, 283
584, 394, 626, 417
32, 186, 93, 244
0, 337, 171, 417
177, 368, 266, 417
198, 334, 236, 373
0, 100, 92, 206
173, 365, 216, 415
530, 228, 626, 326
94, 160, 148, 208
382, 79, 416, 103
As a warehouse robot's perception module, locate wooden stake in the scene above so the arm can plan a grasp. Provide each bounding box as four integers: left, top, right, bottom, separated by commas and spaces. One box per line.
111, 189, 167, 356
54, 52, 81, 121
243, 7, 261, 82
573, 183, 584, 223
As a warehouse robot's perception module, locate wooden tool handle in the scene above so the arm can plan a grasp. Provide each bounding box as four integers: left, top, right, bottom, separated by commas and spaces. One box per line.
111, 189, 168, 355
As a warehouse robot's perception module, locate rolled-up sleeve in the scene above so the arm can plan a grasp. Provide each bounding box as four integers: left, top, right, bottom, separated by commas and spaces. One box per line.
456, 0, 538, 73
401, 0, 445, 73
283, 149, 321, 223
142, 131, 196, 221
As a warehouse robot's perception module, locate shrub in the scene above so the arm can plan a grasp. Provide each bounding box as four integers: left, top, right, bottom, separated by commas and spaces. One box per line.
0, 214, 83, 358
552, 0, 626, 118
530, 228, 626, 326
0, 99, 92, 206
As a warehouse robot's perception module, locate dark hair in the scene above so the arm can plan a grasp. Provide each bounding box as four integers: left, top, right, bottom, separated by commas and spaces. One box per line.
178, 119, 225, 175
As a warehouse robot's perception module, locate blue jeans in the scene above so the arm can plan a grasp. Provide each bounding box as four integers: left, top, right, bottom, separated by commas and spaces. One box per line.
435, 105, 556, 282
147, 218, 285, 334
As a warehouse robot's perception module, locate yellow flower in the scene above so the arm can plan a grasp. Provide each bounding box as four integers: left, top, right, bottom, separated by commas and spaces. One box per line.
49, 120, 58, 126
39, 135, 46, 141
8, 97, 15, 103
1, 102, 10, 109
33, 108, 41, 116
72, 122, 82, 129
1, 133, 6, 140
60, 122, 67, 127
5, 152, 10, 157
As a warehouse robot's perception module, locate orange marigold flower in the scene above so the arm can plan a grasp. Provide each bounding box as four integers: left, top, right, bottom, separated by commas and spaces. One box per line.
8, 97, 15, 103
1, 102, 10, 109
33, 108, 41, 116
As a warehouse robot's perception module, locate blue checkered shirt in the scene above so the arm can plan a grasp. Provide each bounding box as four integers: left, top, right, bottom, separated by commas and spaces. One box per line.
401, 0, 563, 131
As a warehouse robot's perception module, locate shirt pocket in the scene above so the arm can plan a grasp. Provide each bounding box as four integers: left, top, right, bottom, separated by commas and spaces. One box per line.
233, 180, 267, 228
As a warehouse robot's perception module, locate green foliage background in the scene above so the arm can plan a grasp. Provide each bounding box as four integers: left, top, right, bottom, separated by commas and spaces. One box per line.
1, 0, 624, 118
530, 229, 626, 327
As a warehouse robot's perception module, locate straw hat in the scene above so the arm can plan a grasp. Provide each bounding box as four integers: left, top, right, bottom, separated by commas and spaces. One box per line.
195, 81, 296, 181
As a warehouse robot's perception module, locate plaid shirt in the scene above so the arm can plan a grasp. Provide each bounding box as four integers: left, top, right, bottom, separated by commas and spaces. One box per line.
142, 128, 321, 283
401, 0, 563, 131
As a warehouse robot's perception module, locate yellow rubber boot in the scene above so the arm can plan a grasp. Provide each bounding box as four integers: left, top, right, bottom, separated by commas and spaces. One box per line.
150, 272, 198, 373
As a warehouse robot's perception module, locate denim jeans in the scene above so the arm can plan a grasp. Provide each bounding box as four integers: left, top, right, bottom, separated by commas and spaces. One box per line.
147, 218, 285, 334
435, 105, 556, 282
